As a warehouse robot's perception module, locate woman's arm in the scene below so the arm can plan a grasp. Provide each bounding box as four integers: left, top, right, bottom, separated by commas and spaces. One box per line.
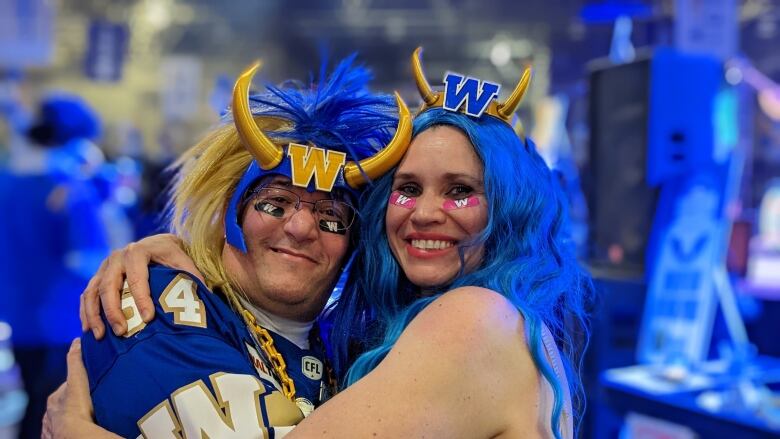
81, 233, 203, 339
42, 340, 121, 439
289, 287, 543, 439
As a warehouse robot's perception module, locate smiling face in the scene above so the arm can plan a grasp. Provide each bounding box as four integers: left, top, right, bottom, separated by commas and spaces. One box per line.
385, 125, 489, 288
222, 176, 351, 321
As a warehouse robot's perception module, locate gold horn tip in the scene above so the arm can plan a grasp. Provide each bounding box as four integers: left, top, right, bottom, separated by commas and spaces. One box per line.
249, 59, 263, 72
232, 59, 284, 170
343, 90, 413, 188
521, 65, 533, 82
496, 65, 533, 120
411, 47, 438, 106
394, 91, 411, 117
238, 60, 263, 83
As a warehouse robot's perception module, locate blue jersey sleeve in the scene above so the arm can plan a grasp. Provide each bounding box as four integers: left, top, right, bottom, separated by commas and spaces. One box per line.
82, 266, 307, 438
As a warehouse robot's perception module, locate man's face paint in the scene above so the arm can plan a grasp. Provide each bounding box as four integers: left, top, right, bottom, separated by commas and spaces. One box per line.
256, 201, 285, 217
389, 191, 416, 209
319, 219, 347, 235
442, 195, 480, 210
251, 183, 353, 235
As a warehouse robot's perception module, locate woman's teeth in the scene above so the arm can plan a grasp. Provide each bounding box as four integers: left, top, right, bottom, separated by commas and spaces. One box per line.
410, 239, 454, 250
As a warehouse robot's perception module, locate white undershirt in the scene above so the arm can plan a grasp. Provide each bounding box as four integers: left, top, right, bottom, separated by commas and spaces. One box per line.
238, 295, 314, 349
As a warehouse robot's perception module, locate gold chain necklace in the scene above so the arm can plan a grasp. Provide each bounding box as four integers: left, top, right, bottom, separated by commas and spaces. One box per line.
240, 308, 338, 403
242, 309, 298, 399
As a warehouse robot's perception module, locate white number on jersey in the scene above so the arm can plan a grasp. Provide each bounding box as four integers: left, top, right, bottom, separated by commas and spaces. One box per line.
159, 274, 207, 328
121, 280, 147, 337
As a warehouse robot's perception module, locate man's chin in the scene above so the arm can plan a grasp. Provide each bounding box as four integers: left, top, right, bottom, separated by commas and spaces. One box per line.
255, 282, 327, 306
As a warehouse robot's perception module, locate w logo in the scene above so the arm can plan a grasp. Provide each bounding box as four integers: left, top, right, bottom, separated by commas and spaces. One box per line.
442, 72, 501, 118
288, 143, 347, 192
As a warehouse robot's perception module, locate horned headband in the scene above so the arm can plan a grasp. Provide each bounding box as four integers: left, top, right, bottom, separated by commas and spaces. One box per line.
232, 61, 412, 191
411, 47, 532, 124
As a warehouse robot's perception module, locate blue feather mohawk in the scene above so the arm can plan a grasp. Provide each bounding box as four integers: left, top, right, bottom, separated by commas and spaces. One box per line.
239, 53, 398, 160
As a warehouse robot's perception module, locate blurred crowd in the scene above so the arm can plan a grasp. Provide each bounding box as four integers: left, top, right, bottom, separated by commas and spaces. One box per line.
0, 83, 171, 439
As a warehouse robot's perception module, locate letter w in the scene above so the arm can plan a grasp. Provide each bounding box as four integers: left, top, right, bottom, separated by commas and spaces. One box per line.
323, 221, 339, 233
442, 73, 501, 118
288, 143, 347, 192
174, 374, 263, 438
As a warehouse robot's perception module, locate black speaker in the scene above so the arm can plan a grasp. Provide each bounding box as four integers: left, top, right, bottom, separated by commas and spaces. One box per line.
586, 56, 660, 276
581, 277, 648, 439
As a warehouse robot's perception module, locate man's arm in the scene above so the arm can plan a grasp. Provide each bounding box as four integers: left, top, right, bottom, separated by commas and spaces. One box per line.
43, 339, 121, 439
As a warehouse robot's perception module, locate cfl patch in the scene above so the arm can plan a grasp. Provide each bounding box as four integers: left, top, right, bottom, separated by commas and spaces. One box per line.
302, 356, 323, 380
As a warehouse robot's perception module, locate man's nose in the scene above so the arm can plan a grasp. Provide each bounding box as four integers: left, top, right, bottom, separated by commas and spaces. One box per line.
282, 203, 319, 242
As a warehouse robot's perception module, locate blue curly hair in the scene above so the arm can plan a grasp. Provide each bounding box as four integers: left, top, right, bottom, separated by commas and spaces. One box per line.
328, 108, 593, 438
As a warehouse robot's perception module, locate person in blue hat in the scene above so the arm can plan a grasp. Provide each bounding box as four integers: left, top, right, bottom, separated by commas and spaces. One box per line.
0, 93, 110, 439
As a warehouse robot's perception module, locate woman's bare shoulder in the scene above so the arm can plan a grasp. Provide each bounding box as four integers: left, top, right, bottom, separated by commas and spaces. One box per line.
394, 286, 537, 398
289, 286, 541, 438
389, 286, 539, 434
405, 286, 525, 351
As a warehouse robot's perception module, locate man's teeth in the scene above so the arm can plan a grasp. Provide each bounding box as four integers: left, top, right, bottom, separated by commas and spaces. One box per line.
410, 239, 454, 250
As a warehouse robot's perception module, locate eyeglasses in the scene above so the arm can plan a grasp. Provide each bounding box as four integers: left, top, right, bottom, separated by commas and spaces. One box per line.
247, 186, 356, 235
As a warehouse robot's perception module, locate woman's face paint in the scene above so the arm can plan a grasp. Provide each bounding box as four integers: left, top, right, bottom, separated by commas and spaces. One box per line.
389, 191, 416, 209
442, 195, 480, 210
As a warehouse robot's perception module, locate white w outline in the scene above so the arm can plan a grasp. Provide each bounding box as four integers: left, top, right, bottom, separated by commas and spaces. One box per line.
442, 72, 501, 118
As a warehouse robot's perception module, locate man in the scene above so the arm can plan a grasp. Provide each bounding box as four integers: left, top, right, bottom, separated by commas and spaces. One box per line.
81, 57, 410, 438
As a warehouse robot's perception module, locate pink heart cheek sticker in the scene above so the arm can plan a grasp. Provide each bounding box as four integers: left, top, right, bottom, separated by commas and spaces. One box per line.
442, 196, 480, 210
389, 191, 416, 209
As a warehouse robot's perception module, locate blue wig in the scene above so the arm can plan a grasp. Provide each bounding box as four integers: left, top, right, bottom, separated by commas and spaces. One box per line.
328, 108, 593, 438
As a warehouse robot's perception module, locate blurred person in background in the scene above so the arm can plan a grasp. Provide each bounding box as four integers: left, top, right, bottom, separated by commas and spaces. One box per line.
0, 93, 110, 439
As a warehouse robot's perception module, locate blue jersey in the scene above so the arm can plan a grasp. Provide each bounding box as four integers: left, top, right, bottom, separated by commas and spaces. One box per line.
82, 265, 330, 438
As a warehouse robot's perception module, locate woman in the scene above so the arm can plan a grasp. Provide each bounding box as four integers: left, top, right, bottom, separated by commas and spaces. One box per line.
48, 48, 592, 439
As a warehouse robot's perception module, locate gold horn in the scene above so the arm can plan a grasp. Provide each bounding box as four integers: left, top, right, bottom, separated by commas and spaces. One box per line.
232, 60, 283, 170
412, 47, 438, 106
496, 66, 532, 122
343, 92, 412, 188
